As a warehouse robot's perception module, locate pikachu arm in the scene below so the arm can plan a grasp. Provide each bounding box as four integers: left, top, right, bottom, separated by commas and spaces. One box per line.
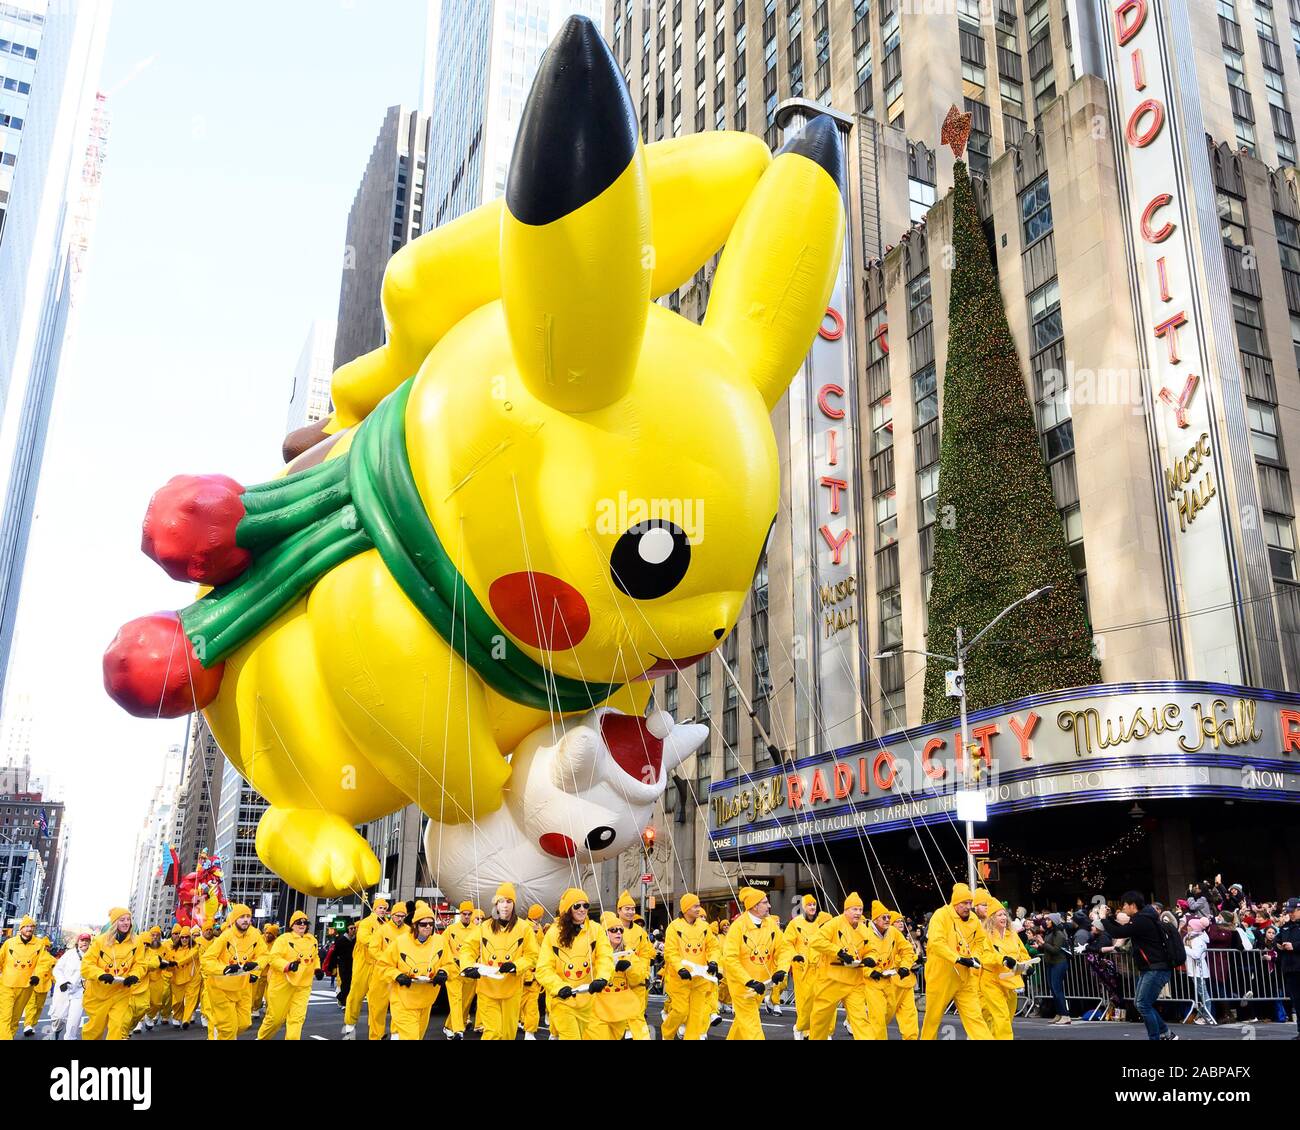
810, 917, 844, 964
516, 926, 538, 980
533, 928, 565, 996
925, 907, 961, 965
632, 929, 656, 966
200, 935, 232, 979
622, 952, 650, 989
773, 920, 793, 975
79, 939, 104, 982
892, 928, 919, 968
268, 935, 296, 975
591, 925, 615, 983
662, 922, 687, 975
457, 926, 484, 974
379, 938, 404, 984
720, 922, 749, 986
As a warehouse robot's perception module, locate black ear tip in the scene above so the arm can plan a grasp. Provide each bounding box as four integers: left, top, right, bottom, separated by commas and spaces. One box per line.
779, 115, 845, 195
506, 13, 638, 227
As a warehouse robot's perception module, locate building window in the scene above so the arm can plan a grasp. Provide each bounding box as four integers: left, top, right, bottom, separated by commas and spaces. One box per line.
1290, 312, 1300, 368
907, 272, 932, 332
913, 364, 937, 425
1062, 503, 1089, 617
1219, 192, 1249, 247
1000, 76, 1025, 116
1020, 175, 1053, 244
1233, 292, 1267, 355
1277, 213, 1300, 271
1248, 397, 1282, 462
875, 489, 898, 547
909, 177, 936, 223
917, 463, 939, 526
696, 664, 711, 724
878, 587, 902, 649
870, 395, 894, 453
1266, 511, 1297, 578
1028, 279, 1063, 352
1236, 115, 1258, 154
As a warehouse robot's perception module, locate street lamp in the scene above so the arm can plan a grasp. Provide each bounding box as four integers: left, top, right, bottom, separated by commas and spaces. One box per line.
875, 584, 1054, 891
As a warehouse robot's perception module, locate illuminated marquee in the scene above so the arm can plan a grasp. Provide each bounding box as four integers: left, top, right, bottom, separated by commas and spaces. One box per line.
707, 681, 1300, 855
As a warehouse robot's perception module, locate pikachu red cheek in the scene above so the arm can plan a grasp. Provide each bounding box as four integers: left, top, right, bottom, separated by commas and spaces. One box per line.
488, 572, 590, 650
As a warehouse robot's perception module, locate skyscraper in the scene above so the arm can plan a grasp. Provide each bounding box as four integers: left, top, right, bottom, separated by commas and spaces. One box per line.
175, 716, 223, 883
0, 0, 109, 710
333, 105, 428, 371
285, 318, 336, 433
424, 0, 604, 231
0, 0, 45, 243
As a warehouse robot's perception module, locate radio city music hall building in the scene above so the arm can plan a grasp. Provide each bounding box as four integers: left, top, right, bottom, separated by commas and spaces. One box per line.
595, 0, 1300, 918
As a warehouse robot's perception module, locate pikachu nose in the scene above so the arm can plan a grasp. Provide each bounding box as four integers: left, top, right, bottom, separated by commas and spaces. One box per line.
713, 628, 725, 640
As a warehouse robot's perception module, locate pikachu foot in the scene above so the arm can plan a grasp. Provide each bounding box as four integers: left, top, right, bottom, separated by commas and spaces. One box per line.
254, 807, 381, 897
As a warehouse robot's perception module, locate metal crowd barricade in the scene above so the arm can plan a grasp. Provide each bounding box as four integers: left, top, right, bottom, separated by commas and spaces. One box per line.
1023, 947, 1292, 1021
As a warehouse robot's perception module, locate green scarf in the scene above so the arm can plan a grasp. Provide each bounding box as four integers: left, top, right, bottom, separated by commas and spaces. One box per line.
179, 379, 620, 713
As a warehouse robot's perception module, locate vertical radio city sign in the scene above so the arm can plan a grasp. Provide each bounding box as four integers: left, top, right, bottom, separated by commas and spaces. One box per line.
779, 101, 868, 758
1100, 0, 1248, 681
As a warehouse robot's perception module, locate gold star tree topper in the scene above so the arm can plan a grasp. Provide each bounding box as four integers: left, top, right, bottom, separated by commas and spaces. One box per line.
941, 104, 973, 159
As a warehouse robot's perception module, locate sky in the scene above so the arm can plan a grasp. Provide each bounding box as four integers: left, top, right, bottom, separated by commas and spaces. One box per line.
7, 0, 429, 925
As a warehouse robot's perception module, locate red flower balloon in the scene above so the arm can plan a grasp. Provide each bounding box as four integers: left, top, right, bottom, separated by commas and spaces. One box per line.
102, 611, 224, 718
142, 474, 250, 585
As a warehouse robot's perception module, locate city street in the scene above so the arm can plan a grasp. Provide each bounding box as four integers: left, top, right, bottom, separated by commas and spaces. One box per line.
21, 987, 1299, 1042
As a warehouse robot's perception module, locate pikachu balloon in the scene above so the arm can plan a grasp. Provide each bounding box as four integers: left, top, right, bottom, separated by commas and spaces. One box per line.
104, 16, 845, 901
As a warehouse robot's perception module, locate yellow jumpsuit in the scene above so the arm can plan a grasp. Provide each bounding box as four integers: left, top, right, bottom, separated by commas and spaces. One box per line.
201, 927, 268, 1040
722, 912, 792, 1041
979, 925, 1030, 1040
21, 942, 55, 1033
920, 904, 993, 1040
458, 918, 536, 1040
137, 943, 168, 1024
250, 928, 279, 1014
257, 932, 320, 1040
859, 920, 915, 1040
783, 911, 831, 1037
437, 918, 477, 1034
0, 933, 43, 1039
534, 921, 614, 1041
343, 909, 387, 1028
168, 940, 201, 1023
660, 916, 719, 1040
808, 915, 873, 1040
619, 918, 656, 1040
131, 946, 161, 1029
364, 918, 408, 1040
590, 950, 650, 1040
381, 930, 445, 1040
882, 919, 920, 1039
520, 922, 544, 1034
80, 931, 145, 1040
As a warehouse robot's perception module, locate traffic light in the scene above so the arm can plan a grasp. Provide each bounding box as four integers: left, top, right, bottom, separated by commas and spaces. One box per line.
641, 826, 656, 851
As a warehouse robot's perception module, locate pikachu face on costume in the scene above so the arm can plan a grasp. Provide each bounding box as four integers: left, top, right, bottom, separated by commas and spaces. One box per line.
103, 16, 844, 901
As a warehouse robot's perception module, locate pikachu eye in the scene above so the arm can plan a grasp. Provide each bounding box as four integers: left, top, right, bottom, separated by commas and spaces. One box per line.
611, 520, 690, 600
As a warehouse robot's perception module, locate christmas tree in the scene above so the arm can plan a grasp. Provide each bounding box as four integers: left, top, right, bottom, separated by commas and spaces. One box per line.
921, 158, 1101, 720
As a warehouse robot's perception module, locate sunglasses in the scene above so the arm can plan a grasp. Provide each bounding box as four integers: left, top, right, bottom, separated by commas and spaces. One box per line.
571, 903, 590, 911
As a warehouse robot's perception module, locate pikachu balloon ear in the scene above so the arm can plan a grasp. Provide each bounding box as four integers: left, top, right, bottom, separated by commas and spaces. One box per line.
501, 15, 650, 414
704, 116, 846, 411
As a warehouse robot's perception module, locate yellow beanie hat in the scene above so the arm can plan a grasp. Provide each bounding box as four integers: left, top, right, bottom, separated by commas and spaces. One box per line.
558, 888, 589, 916
107, 907, 130, 924
617, 889, 636, 909
679, 893, 700, 914
410, 901, 436, 924
457, 901, 473, 913
740, 887, 765, 912
972, 888, 992, 907
950, 883, 975, 906
373, 897, 390, 910
264, 923, 281, 936
228, 903, 253, 921
842, 892, 864, 911
600, 911, 621, 928
289, 910, 309, 927
985, 896, 1005, 913
801, 894, 817, 909
870, 899, 890, 919
494, 882, 517, 903
527, 903, 545, 921
889, 911, 904, 925
189, 925, 203, 937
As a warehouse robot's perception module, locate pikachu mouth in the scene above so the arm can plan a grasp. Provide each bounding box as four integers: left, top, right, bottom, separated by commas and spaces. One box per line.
633, 651, 714, 682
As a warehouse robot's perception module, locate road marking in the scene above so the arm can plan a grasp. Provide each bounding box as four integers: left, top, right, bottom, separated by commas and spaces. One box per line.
309, 1034, 327, 1040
